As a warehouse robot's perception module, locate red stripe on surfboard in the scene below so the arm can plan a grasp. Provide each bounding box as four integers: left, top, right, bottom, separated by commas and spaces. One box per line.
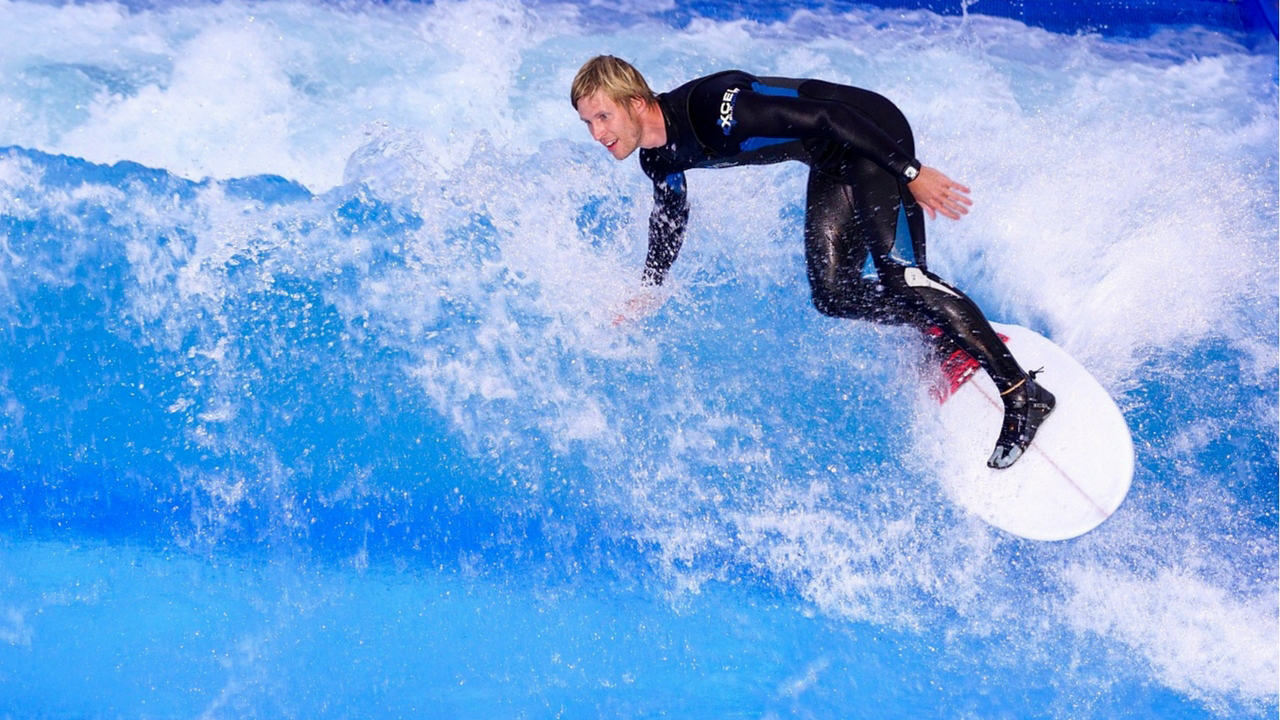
935, 333, 1108, 521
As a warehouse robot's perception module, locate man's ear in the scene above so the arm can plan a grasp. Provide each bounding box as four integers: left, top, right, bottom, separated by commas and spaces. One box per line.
629, 96, 648, 114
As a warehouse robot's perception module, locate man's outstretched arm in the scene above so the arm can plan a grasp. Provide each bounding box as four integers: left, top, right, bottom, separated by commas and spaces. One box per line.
733, 91, 920, 182
641, 172, 690, 286
731, 91, 971, 219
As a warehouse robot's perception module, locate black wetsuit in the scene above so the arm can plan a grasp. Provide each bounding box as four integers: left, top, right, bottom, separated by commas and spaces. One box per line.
639, 70, 1027, 396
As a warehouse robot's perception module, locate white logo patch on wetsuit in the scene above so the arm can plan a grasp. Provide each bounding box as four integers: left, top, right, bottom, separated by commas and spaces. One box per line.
904, 267, 961, 298
718, 87, 741, 135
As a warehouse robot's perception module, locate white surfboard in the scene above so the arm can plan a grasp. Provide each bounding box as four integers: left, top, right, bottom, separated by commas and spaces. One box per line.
918, 323, 1134, 541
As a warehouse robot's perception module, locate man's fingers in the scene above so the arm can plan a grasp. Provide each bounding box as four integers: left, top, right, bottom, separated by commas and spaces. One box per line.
925, 184, 972, 221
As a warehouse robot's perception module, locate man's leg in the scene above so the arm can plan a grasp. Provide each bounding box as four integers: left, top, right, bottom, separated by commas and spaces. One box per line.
803, 170, 915, 324
804, 156, 1054, 468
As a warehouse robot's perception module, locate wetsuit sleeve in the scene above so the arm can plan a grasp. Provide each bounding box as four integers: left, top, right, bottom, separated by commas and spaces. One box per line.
732, 91, 921, 182
642, 172, 689, 286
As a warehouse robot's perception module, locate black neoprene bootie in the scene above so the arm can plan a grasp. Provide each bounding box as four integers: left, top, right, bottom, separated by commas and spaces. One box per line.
987, 372, 1056, 469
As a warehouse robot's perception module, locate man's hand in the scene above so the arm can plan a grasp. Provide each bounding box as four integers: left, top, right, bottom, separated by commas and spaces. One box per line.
611, 289, 667, 326
908, 165, 972, 221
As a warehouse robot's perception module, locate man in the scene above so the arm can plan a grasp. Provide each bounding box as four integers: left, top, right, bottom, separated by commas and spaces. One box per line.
570, 55, 1054, 469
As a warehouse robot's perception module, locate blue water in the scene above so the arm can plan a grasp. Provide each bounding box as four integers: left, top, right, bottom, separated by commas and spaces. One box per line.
0, 0, 1276, 717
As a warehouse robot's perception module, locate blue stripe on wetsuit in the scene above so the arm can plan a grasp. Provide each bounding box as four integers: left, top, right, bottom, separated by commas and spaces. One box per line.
863, 202, 918, 278
740, 136, 792, 152
750, 81, 799, 97
739, 82, 802, 153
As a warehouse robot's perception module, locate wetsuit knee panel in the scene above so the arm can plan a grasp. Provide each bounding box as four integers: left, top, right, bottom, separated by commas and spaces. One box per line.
902, 267, 961, 299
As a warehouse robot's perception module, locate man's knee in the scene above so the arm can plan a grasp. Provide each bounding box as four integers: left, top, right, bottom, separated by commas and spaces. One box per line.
901, 267, 961, 299
810, 290, 848, 319
810, 280, 881, 321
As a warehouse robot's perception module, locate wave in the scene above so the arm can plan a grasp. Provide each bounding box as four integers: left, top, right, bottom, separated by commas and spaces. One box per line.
0, 0, 1275, 716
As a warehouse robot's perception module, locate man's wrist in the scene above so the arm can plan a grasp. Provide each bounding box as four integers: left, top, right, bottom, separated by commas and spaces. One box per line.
902, 161, 921, 183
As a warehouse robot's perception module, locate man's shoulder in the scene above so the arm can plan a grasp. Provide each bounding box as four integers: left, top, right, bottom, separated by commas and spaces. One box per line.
664, 70, 754, 94
655, 71, 758, 130
641, 70, 764, 180
682, 71, 759, 157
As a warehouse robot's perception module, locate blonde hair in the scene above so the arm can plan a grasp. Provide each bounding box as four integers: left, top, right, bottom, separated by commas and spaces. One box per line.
570, 55, 657, 109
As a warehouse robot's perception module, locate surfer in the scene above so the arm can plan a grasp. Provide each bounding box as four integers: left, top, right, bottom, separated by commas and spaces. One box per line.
571, 56, 1054, 469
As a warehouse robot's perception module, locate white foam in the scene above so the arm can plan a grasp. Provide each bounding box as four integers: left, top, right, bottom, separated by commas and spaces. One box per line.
0, 0, 579, 188
1063, 565, 1279, 706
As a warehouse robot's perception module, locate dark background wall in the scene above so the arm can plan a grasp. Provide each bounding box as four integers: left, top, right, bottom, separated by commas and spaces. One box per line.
679, 0, 1279, 42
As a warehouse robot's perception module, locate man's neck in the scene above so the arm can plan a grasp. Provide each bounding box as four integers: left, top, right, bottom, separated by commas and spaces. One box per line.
638, 99, 668, 149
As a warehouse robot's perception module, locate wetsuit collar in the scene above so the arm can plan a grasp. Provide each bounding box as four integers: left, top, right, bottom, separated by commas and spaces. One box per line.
655, 94, 682, 155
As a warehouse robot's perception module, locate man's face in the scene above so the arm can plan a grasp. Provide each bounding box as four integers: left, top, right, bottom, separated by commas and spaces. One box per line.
577, 91, 645, 160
